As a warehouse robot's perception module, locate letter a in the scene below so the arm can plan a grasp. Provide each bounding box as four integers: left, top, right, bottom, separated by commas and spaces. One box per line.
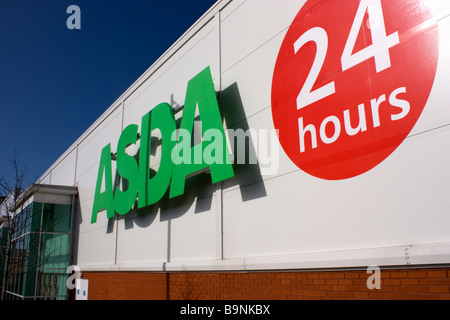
67, 5, 81, 30
170, 67, 234, 198
91, 144, 115, 223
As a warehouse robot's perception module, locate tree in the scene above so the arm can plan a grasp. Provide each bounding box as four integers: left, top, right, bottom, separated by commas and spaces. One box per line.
0, 151, 28, 299
0, 151, 64, 300
1, 151, 73, 300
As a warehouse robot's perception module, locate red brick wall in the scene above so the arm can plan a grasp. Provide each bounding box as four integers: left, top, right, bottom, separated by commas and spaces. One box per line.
82, 268, 450, 300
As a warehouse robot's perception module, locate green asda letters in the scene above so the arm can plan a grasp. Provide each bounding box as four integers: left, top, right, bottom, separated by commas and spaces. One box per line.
91, 67, 234, 224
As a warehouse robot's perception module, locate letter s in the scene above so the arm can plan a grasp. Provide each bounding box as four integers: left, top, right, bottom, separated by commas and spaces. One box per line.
390, 87, 410, 121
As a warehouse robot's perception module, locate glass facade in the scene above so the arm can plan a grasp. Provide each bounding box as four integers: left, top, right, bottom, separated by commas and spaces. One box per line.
2, 201, 73, 300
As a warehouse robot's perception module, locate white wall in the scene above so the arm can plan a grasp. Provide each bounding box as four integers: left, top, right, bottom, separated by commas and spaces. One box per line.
38, 0, 450, 271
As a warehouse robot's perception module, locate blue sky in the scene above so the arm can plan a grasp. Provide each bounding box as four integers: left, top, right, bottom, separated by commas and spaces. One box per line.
0, 0, 217, 190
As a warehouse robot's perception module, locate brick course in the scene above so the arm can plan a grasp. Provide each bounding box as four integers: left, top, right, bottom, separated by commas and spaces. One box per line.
82, 267, 450, 300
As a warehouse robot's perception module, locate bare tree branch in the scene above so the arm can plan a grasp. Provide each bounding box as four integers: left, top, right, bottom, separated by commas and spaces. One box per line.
0, 151, 63, 300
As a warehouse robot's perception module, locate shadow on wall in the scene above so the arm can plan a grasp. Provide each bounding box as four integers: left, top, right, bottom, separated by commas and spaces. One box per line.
106, 82, 268, 234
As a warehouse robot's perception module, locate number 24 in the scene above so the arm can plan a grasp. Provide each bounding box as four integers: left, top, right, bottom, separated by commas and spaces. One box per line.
296, 0, 400, 110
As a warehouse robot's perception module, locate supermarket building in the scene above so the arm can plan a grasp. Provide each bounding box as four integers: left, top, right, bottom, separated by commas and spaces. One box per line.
3, 0, 450, 300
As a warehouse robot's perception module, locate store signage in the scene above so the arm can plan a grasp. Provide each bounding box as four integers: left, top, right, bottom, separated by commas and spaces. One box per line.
91, 67, 234, 223
271, 0, 439, 180
91, 0, 440, 222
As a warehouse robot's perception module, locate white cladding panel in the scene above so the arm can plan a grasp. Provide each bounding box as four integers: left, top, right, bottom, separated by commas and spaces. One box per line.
49, 148, 77, 186
223, 125, 450, 258
75, 107, 123, 266
37, 0, 450, 271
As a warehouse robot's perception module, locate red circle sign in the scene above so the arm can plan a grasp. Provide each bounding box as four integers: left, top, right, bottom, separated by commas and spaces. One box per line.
271, 0, 439, 180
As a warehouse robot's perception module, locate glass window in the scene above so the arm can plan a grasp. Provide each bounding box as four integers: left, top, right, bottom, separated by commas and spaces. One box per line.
3, 199, 73, 300
42, 204, 71, 233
